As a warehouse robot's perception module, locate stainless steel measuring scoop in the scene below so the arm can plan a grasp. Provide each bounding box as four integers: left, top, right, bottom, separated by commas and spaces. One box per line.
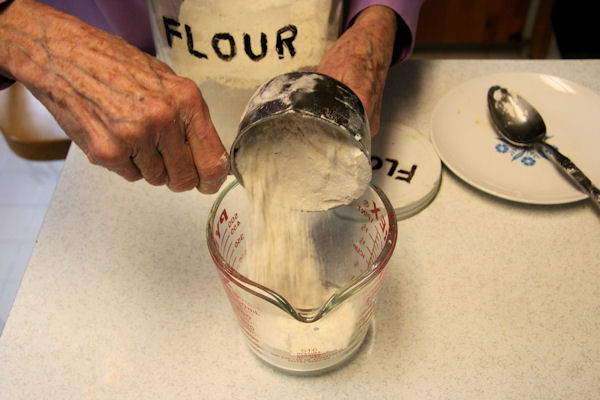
229, 72, 371, 206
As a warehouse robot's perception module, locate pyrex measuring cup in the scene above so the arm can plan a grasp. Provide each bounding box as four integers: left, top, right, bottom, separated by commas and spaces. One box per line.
206, 180, 397, 374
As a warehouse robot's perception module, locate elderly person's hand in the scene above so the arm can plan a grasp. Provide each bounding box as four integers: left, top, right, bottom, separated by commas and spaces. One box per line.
0, 0, 228, 193
317, 5, 398, 137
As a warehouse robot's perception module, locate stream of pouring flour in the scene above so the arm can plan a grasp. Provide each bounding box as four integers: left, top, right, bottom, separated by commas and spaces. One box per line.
235, 114, 371, 356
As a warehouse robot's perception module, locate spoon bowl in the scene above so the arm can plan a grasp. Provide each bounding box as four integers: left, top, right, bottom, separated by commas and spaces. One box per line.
487, 85, 600, 209
487, 86, 546, 146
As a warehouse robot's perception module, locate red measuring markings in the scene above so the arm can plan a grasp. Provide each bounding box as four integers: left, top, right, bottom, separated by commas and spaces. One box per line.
356, 200, 382, 222
369, 201, 381, 220
366, 228, 383, 266
221, 276, 257, 334
214, 208, 245, 265
353, 202, 385, 268
379, 216, 387, 236
215, 209, 229, 239
352, 242, 365, 260
352, 210, 390, 271
356, 202, 373, 223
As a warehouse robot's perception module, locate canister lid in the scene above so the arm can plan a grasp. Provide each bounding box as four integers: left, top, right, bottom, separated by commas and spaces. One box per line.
371, 123, 441, 219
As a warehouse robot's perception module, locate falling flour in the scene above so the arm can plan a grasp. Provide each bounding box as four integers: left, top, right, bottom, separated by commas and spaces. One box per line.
236, 115, 371, 357
237, 114, 372, 212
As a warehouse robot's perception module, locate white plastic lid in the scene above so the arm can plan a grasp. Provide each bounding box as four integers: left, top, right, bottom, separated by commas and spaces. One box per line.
371, 123, 442, 219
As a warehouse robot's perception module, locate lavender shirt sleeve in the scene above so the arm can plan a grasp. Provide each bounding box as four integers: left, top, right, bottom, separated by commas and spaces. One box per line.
345, 0, 425, 64
39, 0, 155, 54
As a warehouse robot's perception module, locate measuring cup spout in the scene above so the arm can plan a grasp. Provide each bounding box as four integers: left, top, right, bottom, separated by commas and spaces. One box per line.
214, 268, 334, 323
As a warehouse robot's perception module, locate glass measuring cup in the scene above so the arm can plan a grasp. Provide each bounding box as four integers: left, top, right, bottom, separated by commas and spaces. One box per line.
206, 180, 397, 374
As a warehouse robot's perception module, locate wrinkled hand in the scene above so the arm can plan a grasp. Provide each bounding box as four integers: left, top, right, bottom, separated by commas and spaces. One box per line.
0, 0, 228, 193
317, 5, 398, 136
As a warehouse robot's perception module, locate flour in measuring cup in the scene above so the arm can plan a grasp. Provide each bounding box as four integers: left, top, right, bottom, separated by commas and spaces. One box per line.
236, 117, 370, 355
236, 115, 371, 212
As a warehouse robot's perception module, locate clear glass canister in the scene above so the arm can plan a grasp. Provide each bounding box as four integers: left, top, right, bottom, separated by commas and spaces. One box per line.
146, 0, 343, 149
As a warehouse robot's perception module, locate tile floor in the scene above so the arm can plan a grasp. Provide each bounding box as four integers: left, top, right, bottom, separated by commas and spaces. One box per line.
0, 137, 63, 335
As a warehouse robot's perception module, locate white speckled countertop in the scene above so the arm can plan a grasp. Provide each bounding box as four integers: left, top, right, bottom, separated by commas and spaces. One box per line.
1, 60, 599, 399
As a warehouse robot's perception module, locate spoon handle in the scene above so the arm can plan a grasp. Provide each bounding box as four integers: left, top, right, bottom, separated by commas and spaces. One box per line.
540, 142, 600, 209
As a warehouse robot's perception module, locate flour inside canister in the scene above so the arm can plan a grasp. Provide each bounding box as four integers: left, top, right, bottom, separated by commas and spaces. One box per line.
236, 114, 371, 355
163, 0, 341, 89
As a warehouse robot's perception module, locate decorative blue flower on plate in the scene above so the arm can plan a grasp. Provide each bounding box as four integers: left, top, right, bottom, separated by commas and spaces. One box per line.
494, 137, 554, 167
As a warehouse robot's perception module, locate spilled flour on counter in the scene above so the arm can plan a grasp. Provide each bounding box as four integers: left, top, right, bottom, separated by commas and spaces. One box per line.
236, 116, 371, 356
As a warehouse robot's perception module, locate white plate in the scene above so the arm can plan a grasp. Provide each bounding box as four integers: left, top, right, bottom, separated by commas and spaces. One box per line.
430, 72, 600, 204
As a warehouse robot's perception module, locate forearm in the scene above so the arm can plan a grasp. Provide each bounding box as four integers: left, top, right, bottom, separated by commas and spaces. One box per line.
0, 0, 167, 145
317, 5, 397, 135
346, 0, 425, 64
0, 0, 21, 86
0, 0, 229, 193
318, 5, 397, 88
1, 0, 74, 84
1, 0, 152, 92
348, 5, 398, 71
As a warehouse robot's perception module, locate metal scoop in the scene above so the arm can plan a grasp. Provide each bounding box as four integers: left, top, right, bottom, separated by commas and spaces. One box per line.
230, 72, 372, 211
487, 85, 600, 209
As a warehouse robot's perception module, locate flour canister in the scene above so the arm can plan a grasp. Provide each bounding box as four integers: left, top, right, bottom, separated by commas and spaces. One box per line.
146, 0, 344, 147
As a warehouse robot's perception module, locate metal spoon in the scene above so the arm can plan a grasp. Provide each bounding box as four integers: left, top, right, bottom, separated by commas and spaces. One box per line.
487, 85, 600, 209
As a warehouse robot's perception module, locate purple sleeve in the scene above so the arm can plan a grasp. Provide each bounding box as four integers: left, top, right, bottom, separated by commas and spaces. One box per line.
39, 0, 155, 55
345, 0, 425, 64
